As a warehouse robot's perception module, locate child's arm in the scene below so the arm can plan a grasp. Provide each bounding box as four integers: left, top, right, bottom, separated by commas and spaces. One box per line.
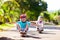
16, 23, 21, 32
30, 22, 37, 27
25, 24, 28, 31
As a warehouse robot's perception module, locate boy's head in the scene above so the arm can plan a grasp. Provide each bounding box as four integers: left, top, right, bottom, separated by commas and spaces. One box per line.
20, 14, 26, 22
38, 16, 43, 21
40, 16, 43, 21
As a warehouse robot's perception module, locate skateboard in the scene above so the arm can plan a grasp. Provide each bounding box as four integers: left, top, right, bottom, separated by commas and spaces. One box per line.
20, 31, 26, 37
38, 30, 43, 33
37, 28, 43, 33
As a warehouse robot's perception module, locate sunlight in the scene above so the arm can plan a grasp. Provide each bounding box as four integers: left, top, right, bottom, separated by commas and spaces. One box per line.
44, 0, 60, 11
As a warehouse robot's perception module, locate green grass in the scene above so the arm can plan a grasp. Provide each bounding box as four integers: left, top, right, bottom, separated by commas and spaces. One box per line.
0, 23, 14, 29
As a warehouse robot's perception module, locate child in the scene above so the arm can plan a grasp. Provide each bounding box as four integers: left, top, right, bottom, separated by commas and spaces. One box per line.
16, 14, 30, 37
36, 16, 44, 33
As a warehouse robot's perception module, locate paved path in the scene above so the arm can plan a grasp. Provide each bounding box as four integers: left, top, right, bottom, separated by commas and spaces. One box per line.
0, 25, 60, 40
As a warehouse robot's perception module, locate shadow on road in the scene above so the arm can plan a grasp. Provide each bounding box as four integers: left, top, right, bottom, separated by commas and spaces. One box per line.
23, 35, 41, 39
41, 31, 56, 35
0, 37, 14, 40
44, 26, 60, 30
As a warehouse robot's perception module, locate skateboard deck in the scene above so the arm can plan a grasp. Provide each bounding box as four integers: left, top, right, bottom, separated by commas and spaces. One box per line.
20, 32, 26, 37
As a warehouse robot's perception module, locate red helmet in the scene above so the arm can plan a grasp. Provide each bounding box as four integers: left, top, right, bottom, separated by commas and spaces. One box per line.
20, 14, 26, 18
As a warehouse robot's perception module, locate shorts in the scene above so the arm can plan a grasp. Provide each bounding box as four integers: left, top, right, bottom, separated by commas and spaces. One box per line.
21, 28, 25, 31
37, 25, 44, 30
20, 28, 28, 32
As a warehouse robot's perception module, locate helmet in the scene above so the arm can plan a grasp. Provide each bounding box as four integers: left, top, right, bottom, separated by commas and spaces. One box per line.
20, 14, 26, 18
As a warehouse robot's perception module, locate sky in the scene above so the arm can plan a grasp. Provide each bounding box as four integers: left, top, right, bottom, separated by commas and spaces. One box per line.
44, 0, 60, 11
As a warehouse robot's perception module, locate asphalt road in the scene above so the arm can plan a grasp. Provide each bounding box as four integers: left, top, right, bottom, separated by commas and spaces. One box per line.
0, 25, 60, 40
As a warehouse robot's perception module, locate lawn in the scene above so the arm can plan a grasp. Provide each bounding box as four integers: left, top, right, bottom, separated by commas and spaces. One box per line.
0, 23, 14, 30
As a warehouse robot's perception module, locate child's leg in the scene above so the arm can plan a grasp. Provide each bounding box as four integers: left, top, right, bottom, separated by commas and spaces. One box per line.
25, 28, 28, 32
39, 27, 43, 31
37, 25, 44, 33
17, 26, 28, 33
37, 28, 39, 31
39, 25, 44, 31
37, 25, 40, 31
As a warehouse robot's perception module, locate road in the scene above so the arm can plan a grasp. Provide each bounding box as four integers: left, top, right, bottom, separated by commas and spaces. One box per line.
0, 25, 60, 40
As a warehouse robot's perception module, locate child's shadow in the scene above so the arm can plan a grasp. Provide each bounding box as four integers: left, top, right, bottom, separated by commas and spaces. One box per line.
23, 35, 41, 39
0, 37, 14, 40
40, 31, 56, 35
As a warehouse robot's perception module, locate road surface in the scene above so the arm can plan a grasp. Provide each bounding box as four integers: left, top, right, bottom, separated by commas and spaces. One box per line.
0, 25, 60, 40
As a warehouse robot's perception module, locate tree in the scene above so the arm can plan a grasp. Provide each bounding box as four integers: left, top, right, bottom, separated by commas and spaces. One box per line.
58, 10, 60, 15
15, 0, 47, 20
0, 1, 20, 23
44, 12, 50, 21
0, 0, 47, 24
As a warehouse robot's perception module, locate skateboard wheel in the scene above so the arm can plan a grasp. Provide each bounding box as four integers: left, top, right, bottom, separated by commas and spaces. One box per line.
21, 34, 26, 37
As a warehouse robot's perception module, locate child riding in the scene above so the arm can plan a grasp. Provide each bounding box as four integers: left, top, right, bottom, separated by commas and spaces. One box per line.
36, 16, 44, 33
16, 14, 30, 37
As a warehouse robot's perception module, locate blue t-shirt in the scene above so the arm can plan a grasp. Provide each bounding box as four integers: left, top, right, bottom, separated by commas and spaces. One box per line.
17, 21, 31, 29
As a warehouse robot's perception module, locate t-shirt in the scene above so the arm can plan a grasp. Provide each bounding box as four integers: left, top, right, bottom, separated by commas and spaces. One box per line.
37, 20, 44, 27
27, 22, 31, 27
17, 21, 31, 29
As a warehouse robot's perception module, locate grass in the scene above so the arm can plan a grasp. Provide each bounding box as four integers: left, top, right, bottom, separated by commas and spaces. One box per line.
0, 23, 14, 30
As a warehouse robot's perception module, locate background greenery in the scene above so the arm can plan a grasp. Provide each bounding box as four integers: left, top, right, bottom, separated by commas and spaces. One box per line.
0, 0, 60, 25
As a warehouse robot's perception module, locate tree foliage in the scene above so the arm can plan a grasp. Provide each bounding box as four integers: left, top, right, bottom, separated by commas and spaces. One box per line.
15, 0, 47, 20
0, 0, 47, 24
0, 1, 20, 23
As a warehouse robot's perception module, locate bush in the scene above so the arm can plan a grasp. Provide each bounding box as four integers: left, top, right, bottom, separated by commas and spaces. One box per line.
0, 22, 3, 25
53, 20, 58, 25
